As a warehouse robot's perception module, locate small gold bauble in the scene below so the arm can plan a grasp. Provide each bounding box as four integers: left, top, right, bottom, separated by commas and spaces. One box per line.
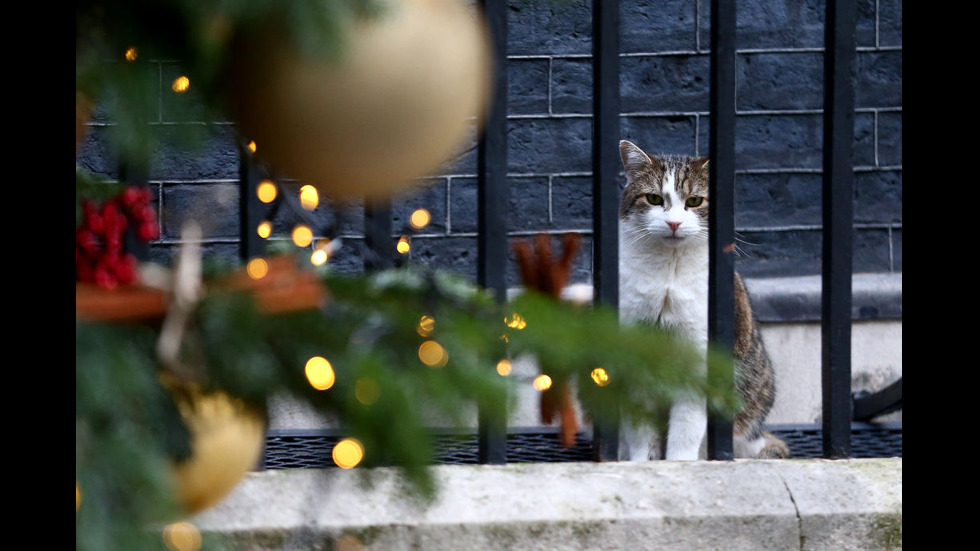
171, 389, 266, 514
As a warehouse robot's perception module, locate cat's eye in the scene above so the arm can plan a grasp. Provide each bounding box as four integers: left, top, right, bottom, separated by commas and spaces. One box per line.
645, 193, 664, 206
685, 196, 704, 208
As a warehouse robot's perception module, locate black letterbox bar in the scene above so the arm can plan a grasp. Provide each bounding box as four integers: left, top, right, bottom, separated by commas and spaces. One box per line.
707, 0, 737, 461
477, 0, 509, 465
822, 0, 856, 459
591, 0, 622, 462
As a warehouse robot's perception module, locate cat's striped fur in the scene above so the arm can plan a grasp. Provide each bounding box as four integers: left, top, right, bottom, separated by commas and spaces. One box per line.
618, 140, 789, 460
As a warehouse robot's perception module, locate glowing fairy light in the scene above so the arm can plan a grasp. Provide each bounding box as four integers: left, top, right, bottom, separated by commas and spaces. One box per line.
533, 374, 552, 391
310, 239, 333, 266
246, 258, 268, 279
418, 340, 448, 368
417, 315, 435, 337
590, 367, 610, 387
409, 208, 431, 229
256, 221, 272, 239
162, 521, 202, 551
171, 75, 190, 93
256, 180, 278, 203
505, 312, 527, 330
332, 438, 364, 469
496, 359, 512, 376
299, 185, 319, 211
396, 235, 411, 254
292, 224, 313, 247
305, 356, 335, 390
247, 140, 257, 154
124, 47, 138, 62
355, 378, 380, 405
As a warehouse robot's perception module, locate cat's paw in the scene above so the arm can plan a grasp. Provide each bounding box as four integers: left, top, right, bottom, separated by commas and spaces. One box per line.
756, 432, 790, 459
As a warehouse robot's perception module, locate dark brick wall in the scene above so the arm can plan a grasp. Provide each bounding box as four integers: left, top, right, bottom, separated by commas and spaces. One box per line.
76, 0, 902, 284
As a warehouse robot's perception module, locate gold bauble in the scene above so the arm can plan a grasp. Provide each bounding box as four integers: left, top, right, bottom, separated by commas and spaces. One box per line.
171, 389, 266, 514
226, 0, 495, 199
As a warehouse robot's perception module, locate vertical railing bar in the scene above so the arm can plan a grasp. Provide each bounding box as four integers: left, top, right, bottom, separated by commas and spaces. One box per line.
238, 144, 267, 470
706, 0, 737, 461
822, 0, 856, 459
477, 0, 508, 465
363, 199, 393, 271
239, 146, 266, 263
591, 0, 620, 462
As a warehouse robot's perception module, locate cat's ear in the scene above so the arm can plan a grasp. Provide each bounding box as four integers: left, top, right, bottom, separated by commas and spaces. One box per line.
691, 156, 709, 173
619, 140, 658, 176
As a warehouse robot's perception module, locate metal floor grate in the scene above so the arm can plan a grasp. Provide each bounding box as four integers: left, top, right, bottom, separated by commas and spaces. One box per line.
261, 423, 900, 469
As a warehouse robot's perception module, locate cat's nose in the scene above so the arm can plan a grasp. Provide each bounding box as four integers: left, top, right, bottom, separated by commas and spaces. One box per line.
667, 221, 682, 232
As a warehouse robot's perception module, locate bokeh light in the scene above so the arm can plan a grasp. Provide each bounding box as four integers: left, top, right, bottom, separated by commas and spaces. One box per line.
355, 378, 380, 405
292, 224, 313, 247
256, 180, 278, 203
590, 367, 610, 387
124, 47, 138, 61
256, 221, 272, 239
417, 315, 435, 337
171, 75, 190, 93
496, 359, 512, 376
162, 521, 202, 551
533, 374, 553, 391
418, 340, 448, 368
299, 185, 319, 211
396, 235, 411, 254
310, 239, 333, 266
246, 258, 268, 279
247, 140, 257, 154
305, 356, 335, 390
76, 482, 81, 511
409, 208, 431, 229
332, 438, 364, 469
505, 312, 527, 330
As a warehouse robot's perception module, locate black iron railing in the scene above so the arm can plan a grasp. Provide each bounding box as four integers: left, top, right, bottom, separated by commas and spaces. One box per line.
238, 0, 900, 465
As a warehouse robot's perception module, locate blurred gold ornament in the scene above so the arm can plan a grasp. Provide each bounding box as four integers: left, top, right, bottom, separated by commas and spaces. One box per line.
170, 386, 266, 514
225, 0, 494, 199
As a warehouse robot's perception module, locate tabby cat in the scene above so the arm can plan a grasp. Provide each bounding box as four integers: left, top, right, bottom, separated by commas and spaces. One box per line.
617, 140, 789, 460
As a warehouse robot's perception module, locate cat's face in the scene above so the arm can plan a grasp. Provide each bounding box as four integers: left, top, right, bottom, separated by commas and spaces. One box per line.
619, 140, 710, 249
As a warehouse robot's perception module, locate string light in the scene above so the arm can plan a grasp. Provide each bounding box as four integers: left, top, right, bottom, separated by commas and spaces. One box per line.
292, 224, 313, 247
396, 235, 411, 254
332, 438, 364, 469
299, 185, 319, 210
355, 378, 380, 405
256, 180, 277, 203
417, 315, 435, 337
533, 374, 552, 391
162, 522, 202, 551
590, 367, 610, 387
247, 140, 257, 154
409, 208, 431, 229
124, 47, 138, 61
305, 356, 335, 390
418, 340, 448, 368
171, 75, 190, 93
505, 312, 527, 329
246, 258, 268, 279
256, 221, 272, 239
496, 359, 512, 376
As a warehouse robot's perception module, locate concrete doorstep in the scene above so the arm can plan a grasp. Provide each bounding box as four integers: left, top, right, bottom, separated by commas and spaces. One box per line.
192, 457, 902, 550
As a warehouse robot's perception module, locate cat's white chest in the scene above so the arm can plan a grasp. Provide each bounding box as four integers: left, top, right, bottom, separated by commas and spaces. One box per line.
618, 233, 709, 346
